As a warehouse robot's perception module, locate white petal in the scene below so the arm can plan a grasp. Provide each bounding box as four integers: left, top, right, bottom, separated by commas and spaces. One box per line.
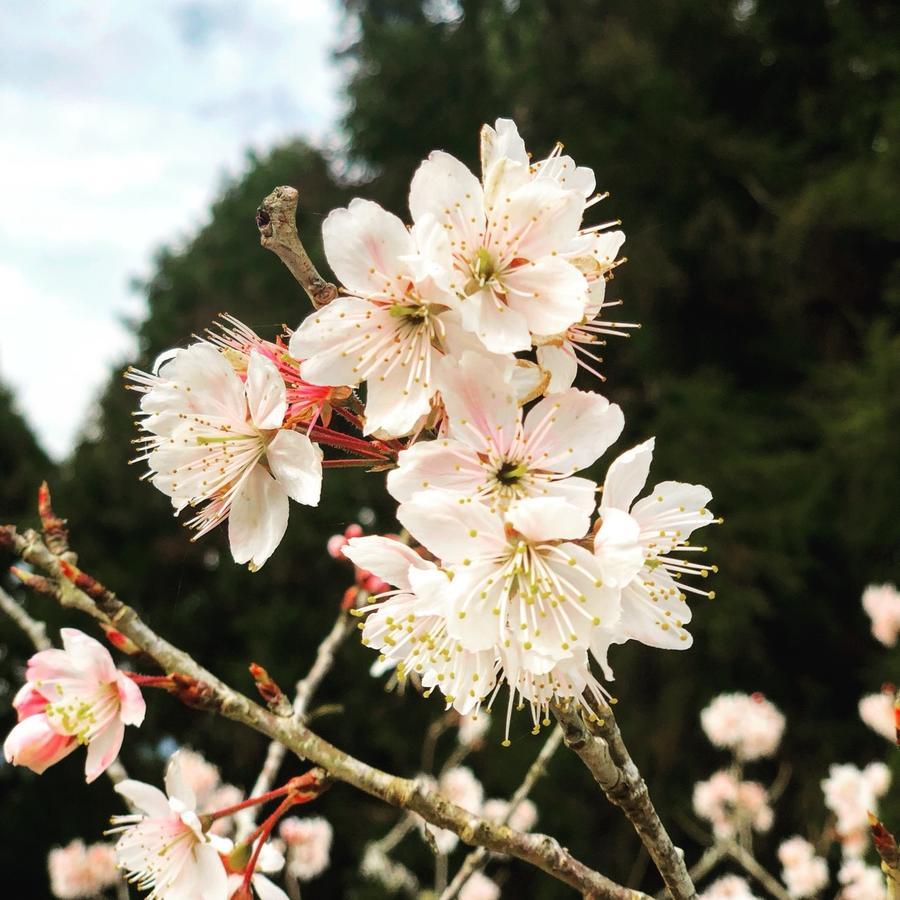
523, 389, 623, 474
480, 118, 529, 175
256, 841, 286, 874
593, 508, 644, 588
630, 480, 714, 540
496, 179, 584, 261
343, 536, 433, 590
165, 753, 197, 810
406, 213, 454, 290
533, 153, 596, 197
506, 497, 591, 542
253, 873, 290, 900
536, 475, 599, 519
228, 466, 290, 571
267, 430, 323, 506
397, 490, 506, 563
614, 572, 693, 650
502, 257, 587, 338
409, 150, 485, 262
537, 343, 579, 393
601, 439, 655, 512
363, 363, 433, 437
510, 359, 548, 405
322, 198, 414, 297
115, 780, 171, 818
194, 843, 229, 900
387, 439, 485, 504
246, 351, 287, 430
84, 721, 125, 784
456, 287, 532, 355
444, 562, 506, 651
438, 351, 519, 454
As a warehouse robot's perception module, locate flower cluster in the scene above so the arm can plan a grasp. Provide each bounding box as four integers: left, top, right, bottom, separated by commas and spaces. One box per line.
700, 692, 785, 761
777, 837, 828, 899
47, 839, 119, 899
692, 770, 773, 839
821, 762, 891, 857
861, 583, 900, 647
278, 816, 333, 881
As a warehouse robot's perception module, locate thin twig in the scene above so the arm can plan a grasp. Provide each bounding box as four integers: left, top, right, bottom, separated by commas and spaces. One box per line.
0, 584, 50, 650
440, 726, 565, 900
256, 186, 338, 309
236, 609, 354, 838
5, 525, 647, 900
553, 700, 696, 900
723, 841, 790, 900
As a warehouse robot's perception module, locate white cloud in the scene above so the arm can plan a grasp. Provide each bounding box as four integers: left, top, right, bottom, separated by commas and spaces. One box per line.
0, 0, 343, 459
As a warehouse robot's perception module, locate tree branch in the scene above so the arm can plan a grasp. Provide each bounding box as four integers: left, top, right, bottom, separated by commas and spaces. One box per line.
553, 701, 695, 900
0, 584, 50, 651
4, 524, 647, 900
256, 186, 338, 309
440, 725, 564, 900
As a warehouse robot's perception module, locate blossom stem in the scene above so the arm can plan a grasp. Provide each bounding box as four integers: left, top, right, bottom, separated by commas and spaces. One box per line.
206, 784, 296, 822
322, 458, 387, 469
308, 425, 391, 459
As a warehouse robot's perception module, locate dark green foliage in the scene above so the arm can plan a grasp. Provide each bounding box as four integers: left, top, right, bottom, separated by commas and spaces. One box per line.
2, 1, 899, 896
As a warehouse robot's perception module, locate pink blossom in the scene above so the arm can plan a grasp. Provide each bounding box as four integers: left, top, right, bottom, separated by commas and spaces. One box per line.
861, 583, 900, 647
777, 837, 829, 898
440, 766, 485, 814
483, 797, 539, 832
838, 859, 886, 900
822, 762, 891, 853
459, 871, 501, 900
457, 712, 491, 747
177, 748, 222, 806
700, 692, 785, 760
4, 628, 145, 782
278, 816, 333, 881
692, 770, 773, 838
859, 690, 896, 742
48, 840, 119, 899
699, 875, 762, 900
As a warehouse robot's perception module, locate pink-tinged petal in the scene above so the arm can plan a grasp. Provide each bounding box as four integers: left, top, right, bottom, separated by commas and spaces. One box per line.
614, 572, 693, 650
409, 151, 485, 259
267, 430, 323, 506
601, 439, 655, 512
536, 343, 578, 393
253, 873, 290, 900
165, 753, 197, 811
59, 628, 117, 682
228, 467, 290, 571
523, 389, 624, 474
342, 536, 433, 591
115, 673, 147, 727
84, 721, 125, 784
24, 647, 78, 683
114, 779, 172, 818
362, 364, 433, 438
438, 351, 519, 454
502, 257, 587, 338
12, 682, 48, 720
397, 490, 506, 563
507, 497, 591, 543
499, 179, 584, 261
387, 439, 484, 504
246, 351, 287, 430
4, 715, 77, 774
194, 843, 229, 900
291, 298, 386, 387
456, 287, 532, 355
593, 508, 644, 588
322, 198, 414, 297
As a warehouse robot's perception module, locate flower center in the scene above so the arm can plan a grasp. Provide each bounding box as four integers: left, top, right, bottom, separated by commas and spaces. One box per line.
495, 461, 528, 486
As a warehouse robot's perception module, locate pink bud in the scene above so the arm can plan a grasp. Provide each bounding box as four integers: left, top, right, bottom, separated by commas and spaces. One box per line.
344, 523, 364, 539
326, 535, 347, 559
4, 714, 77, 774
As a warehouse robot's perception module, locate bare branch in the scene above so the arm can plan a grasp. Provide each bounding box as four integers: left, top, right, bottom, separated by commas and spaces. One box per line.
553, 700, 696, 900
256, 186, 338, 309
722, 842, 790, 900
6, 525, 647, 900
0, 584, 50, 651
440, 725, 564, 900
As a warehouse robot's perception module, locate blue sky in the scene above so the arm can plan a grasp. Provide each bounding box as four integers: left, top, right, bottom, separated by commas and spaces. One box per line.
0, 0, 343, 458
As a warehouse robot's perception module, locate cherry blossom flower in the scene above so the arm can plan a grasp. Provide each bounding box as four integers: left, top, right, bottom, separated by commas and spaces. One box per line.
699, 875, 762, 900
459, 871, 501, 900
227, 840, 288, 900
387, 351, 623, 517
177, 749, 223, 806
861, 583, 900, 647
3, 628, 145, 783
858, 689, 896, 742
129, 342, 323, 570
699, 692, 785, 761
591, 439, 716, 671
48, 840, 119, 899
409, 124, 591, 355
692, 770, 773, 839
483, 796, 538, 832
777, 837, 829, 898
110, 752, 232, 899
290, 198, 481, 437
822, 762, 891, 854
838, 859, 886, 900
278, 816, 333, 881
